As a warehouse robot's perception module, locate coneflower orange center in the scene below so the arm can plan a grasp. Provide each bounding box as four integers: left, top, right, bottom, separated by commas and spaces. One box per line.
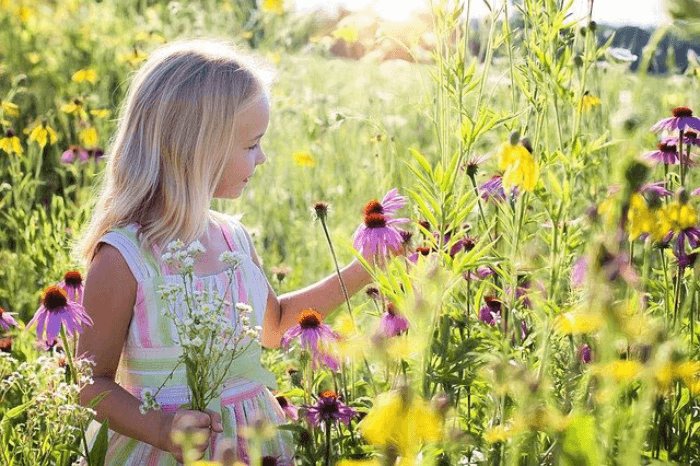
386, 302, 397, 316
64, 271, 82, 286
298, 309, 322, 328
276, 396, 289, 408
485, 296, 502, 309
687, 131, 698, 138
320, 390, 338, 399
314, 201, 328, 212
43, 286, 68, 310
363, 200, 383, 216
0, 337, 11, 352
672, 106, 693, 118
417, 246, 431, 256
364, 213, 386, 228
658, 142, 677, 152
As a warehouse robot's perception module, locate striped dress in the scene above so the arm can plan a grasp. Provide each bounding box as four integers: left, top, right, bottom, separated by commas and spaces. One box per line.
83, 215, 294, 465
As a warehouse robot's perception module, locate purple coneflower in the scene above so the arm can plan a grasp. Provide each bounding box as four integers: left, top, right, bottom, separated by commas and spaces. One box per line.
650, 107, 700, 133
59, 271, 84, 303
641, 181, 672, 197
379, 188, 408, 216
643, 142, 685, 165
378, 302, 410, 337
60, 145, 89, 164
26, 285, 93, 343
674, 227, 700, 270
478, 297, 502, 326
571, 256, 588, 289
465, 153, 490, 178
276, 395, 299, 421
0, 307, 18, 332
305, 390, 356, 427
353, 212, 408, 258
578, 344, 592, 364
663, 130, 700, 148
480, 175, 514, 202
407, 246, 432, 263
281, 309, 339, 371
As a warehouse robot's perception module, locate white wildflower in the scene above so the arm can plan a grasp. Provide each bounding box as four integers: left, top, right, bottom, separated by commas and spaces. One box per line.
220, 251, 245, 268
187, 240, 205, 255
167, 240, 185, 252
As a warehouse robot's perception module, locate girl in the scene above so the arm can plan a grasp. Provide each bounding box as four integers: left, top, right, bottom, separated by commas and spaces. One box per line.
76, 38, 374, 465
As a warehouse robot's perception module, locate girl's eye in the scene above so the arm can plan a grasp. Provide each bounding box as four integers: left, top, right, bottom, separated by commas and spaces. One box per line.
247, 143, 259, 151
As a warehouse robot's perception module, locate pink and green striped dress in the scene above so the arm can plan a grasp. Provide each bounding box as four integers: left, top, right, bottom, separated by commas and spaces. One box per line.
83, 215, 294, 465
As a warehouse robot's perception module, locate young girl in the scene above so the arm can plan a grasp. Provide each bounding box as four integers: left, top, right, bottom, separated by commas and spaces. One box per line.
76, 38, 374, 465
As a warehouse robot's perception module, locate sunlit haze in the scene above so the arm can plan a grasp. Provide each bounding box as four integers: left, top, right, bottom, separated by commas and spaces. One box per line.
295, 0, 669, 27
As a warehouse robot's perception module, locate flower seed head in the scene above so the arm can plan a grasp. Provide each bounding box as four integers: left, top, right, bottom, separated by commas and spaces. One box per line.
364, 213, 387, 228
363, 200, 384, 216
509, 131, 521, 146
365, 286, 381, 300
0, 337, 12, 353
298, 309, 322, 328
319, 389, 338, 400
313, 201, 329, 222
5, 129, 15, 138
43, 286, 68, 311
386, 302, 397, 316
672, 106, 693, 118
63, 271, 83, 287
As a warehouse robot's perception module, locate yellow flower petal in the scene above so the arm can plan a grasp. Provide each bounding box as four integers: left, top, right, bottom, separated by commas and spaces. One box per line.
332, 25, 360, 43
71, 69, 98, 84
79, 127, 98, 148
556, 312, 603, 335
90, 109, 111, 119
1, 101, 19, 117
293, 151, 316, 167
262, 0, 284, 14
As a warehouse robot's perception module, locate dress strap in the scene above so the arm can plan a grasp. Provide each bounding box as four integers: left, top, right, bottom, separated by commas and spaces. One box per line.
220, 216, 251, 256
98, 226, 161, 281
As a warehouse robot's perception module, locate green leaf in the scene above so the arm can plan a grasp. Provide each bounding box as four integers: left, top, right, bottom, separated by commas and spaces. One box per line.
88, 419, 110, 466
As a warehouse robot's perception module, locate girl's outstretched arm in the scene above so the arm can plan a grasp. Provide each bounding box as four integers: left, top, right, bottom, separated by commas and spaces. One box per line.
241, 228, 373, 348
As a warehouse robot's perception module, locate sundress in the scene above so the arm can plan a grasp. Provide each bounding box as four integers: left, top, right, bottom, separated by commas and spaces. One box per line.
82, 215, 294, 465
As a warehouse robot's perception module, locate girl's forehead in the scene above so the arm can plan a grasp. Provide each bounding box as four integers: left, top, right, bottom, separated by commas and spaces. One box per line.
235, 94, 270, 139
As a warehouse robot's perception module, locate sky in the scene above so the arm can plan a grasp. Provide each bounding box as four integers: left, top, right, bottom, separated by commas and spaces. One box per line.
294, 0, 669, 27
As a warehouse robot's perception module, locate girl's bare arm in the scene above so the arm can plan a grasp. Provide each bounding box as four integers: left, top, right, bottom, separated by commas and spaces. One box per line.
77, 245, 170, 450
242, 230, 373, 348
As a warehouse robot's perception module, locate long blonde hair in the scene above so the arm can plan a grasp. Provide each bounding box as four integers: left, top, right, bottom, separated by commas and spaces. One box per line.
76, 38, 270, 265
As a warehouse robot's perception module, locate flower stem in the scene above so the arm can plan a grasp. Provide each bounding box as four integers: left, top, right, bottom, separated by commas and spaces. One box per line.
60, 326, 92, 466
319, 217, 354, 325
325, 420, 332, 466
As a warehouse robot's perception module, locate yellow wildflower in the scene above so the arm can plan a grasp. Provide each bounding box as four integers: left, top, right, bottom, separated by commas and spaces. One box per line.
266, 52, 281, 65
90, 109, 111, 119
359, 391, 443, 457
627, 193, 658, 240
261, 0, 284, 14
79, 127, 98, 148
26, 52, 41, 64
676, 361, 700, 395
118, 49, 148, 67
191, 462, 221, 466
579, 92, 601, 112
25, 123, 58, 148
556, 312, 603, 335
1, 101, 19, 118
135, 31, 166, 44
16, 6, 34, 23
0, 129, 23, 156
596, 360, 642, 383
61, 101, 88, 120
332, 26, 360, 43
71, 69, 98, 84
499, 142, 539, 192
293, 151, 316, 167
658, 201, 697, 234
485, 423, 521, 443
242, 31, 254, 40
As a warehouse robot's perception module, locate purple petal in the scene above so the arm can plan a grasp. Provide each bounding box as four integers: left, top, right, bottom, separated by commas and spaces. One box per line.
281, 325, 302, 349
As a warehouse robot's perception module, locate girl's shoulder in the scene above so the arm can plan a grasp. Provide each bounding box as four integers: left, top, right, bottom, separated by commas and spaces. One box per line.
209, 210, 255, 254
98, 223, 160, 281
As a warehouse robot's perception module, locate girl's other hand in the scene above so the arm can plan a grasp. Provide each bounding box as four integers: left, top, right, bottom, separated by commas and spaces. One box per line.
161, 408, 223, 463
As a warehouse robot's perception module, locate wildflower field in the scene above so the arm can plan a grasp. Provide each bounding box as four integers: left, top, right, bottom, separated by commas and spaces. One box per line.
2, 0, 700, 464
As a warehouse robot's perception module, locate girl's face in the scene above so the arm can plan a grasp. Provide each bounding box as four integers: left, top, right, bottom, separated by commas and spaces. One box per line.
213, 94, 269, 199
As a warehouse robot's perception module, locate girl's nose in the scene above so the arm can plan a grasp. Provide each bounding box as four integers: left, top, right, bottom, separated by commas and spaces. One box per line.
256, 149, 267, 165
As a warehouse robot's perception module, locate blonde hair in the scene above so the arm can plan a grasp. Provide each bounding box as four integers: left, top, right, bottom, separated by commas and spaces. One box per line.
76, 38, 271, 265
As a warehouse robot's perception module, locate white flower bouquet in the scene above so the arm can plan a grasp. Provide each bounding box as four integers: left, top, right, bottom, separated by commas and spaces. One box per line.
141, 240, 261, 413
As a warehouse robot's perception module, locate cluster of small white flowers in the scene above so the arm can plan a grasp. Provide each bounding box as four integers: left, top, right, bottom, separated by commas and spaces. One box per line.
220, 251, 245, 269
162, 239, 206, 274
139, 388, 162, 414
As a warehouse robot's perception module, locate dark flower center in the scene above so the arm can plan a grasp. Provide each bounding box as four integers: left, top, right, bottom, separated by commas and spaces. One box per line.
43, 286, 68, 311
400, 230, 413, 245
262, 457, 278, 466
673, 107, 693, 118
320, 390, 338, 399
320, 400, 340, 417
364, 213, 387, 228
314, 201, 328, 213
0, 307, 4, 316
5, 129, 14, 138
73, 99, 82, 106
484, 296, 502, 310
365, 286, 380, 299
64, 270, 83, 286
0, 338, 11, 353
417, 247, 431, 256
298, 309, 321, 328
418, 220, 431, 231
276, 396, 289, 408
463, 237, 477, 252
386, 302, 397, 316
363, 200, 384, 216
57, 356, 67, 368
658, 142, 677, 153
687, 131, 698, 139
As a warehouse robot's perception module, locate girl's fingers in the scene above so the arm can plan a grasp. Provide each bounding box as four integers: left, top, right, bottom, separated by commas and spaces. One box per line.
203, 408, 224, 432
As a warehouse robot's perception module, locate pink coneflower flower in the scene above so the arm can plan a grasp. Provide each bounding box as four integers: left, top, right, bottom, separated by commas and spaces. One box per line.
87, 147, 105, 162
651, 107, 700, 133
281, 309, 339, 371
379, 188, 408, 216
0, 307, 18, 332
26, 285, 93, 343
378, 302, 410, 337
60, 145, 89, 164
643, 142, 684, 165
276, 395, 299, 421
479, 175, 515, 202
353, 212, 409, 258
571, 256, 588, 289
305, 390, 356, 427
674, 227, 700, 270
465, 153, 490, 178
578, 344, 592, 364
641, 181, 672, 197
478, 297, 502, 326
59, 271, 84, 303
662, 130, 700, 148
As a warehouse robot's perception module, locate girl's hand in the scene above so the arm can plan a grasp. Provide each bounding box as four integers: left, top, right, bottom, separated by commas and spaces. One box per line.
160, 408, 223, 463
